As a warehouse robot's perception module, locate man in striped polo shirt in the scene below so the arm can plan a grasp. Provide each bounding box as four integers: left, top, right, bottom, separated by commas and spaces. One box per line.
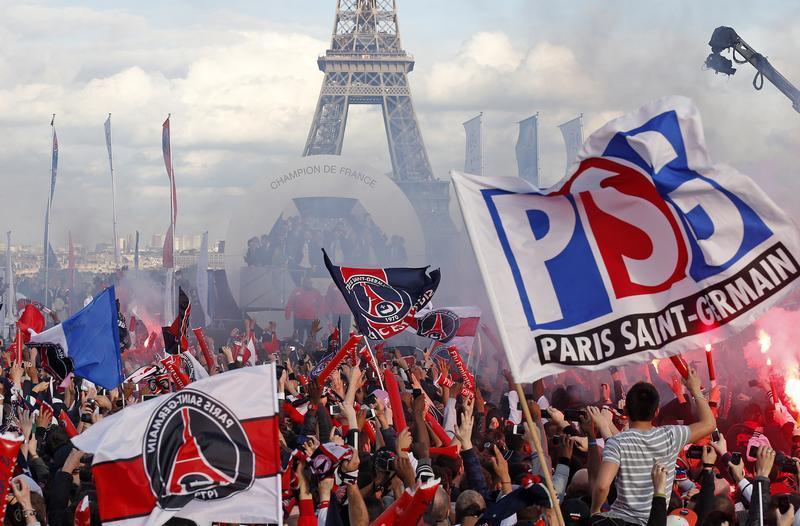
590, 368, 716, 526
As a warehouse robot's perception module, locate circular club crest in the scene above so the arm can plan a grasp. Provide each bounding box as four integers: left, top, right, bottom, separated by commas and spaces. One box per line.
417, 310, 460, 343
143, 390, 254, 510
347, 276, 413, 325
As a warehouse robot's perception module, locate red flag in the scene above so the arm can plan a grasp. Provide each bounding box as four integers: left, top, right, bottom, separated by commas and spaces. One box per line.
192, 327, 215, 373
73, 495, 91, 526
18, 304, 45, 341
0, 434, 24, 523
162, 288, 190, 354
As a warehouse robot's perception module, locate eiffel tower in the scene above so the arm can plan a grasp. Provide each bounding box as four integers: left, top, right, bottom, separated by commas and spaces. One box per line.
303, 0, 451, 254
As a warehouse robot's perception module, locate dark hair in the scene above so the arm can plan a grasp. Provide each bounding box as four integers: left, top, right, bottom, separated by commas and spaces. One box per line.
625, 382, 660, 422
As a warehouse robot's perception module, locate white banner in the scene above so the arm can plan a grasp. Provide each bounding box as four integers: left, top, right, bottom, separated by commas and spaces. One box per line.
73, 365, 281, 525
463, 113, 482, 176
452, 97, 800, 382
516, 114, 539, 187
558, 115, 583, 171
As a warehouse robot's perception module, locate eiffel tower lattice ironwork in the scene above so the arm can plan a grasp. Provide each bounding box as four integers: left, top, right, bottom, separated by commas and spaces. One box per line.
303, 0, 434, 184
303, 0, 453, 257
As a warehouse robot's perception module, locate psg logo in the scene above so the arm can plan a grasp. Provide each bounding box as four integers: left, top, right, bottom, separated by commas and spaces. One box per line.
417, 310, 460, 343
343, 273, 412, 325
143, 390, 254, 510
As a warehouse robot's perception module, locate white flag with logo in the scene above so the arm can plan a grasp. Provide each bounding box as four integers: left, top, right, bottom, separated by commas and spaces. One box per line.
72, 365, 281, 525
452, 97, 800, 383
558, 115, 583, 171
463, 114, 482, 175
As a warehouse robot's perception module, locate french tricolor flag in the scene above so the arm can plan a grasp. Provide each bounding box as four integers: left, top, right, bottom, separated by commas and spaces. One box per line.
29, 287, 124, 389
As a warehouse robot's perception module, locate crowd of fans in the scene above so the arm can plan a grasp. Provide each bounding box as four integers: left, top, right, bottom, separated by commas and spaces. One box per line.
244, 214, 408, 271
2, 313, 800, 526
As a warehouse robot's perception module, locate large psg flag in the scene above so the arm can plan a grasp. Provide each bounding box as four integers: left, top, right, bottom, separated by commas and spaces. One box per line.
452, 96, 800, 382
323, 249, 440, 340
72, 365, 281, 525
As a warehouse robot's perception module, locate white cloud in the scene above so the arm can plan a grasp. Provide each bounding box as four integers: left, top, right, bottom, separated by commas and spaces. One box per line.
0, 1, 798, 252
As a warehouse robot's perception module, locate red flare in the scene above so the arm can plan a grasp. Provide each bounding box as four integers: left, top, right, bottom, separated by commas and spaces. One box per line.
371, 488, 413, 526
669, 354, 689, 379
383, 369, 407, 433
192, 327, 215, 373
425, 411, 450, 445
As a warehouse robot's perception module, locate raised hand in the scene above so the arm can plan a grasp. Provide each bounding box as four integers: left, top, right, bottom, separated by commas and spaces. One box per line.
490, 445, 511, 493
711, 430, 727, 456
396, 427, 412, 455
454, 409, 474, 450
651, 462, 668, 495
18, 409, 33, 440
755, 445, 776, 478
683, 367, 702, 396
701, 445, 717, 466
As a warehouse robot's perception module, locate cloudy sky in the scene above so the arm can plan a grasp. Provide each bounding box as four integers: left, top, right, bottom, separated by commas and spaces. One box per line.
1, 0, 799, 250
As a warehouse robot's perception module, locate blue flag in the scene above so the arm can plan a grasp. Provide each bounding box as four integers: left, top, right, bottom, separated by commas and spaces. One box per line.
30, 287, 124, 389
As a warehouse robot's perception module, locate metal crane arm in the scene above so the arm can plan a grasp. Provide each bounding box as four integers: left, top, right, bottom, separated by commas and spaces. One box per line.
706, 26, 800, 113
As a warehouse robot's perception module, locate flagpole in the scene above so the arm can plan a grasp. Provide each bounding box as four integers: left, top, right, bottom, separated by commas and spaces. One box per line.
479, 111, 484, 177
535, 112, 540, 187
106, 114, 120, 268
5, 231, 14, 340
169, 118, 176, 321
44, 114, 56, 307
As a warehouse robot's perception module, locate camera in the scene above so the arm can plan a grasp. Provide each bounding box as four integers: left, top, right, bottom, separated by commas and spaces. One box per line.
747, 445, 798, 474
687, 445, 705, 459
511, 424, 525, 436
563, 409, 585, 422
329, 405, 342, 416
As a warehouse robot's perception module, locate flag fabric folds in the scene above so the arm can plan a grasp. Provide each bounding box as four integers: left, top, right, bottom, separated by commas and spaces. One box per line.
323, 249, 440, 340
463, 113, 482, 176
162, 115, 177, 227
451, 96, 800, 383
71, 365, 282, 525
558, 115, 583, 171
163, 288, 191, 355
29, 287, 124, 389
516, 114, 539, 187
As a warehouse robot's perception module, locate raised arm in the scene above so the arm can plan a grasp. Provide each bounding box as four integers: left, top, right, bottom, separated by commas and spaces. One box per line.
685, 368, 716, 443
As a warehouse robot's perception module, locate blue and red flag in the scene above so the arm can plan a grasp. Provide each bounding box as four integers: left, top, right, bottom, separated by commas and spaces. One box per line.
322, 249, 440, 340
